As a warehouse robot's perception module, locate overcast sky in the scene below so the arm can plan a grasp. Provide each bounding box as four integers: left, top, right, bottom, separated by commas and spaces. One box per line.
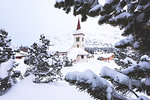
0, 0, 122, 46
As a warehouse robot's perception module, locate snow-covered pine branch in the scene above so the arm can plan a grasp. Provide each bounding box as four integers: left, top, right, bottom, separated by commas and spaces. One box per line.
65, 70, 128, 100
101, 66, 132, 89
121, 55, 150, 95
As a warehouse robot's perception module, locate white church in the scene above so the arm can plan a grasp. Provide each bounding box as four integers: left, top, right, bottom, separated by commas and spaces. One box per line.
53, 18, 88, 63
67, 18, 89, 63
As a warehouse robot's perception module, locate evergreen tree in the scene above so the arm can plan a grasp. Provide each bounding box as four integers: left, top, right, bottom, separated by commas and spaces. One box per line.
54, 0, 150, 99
24, 35, 63, 83
0, 30, 13, 63
0, 29, 18, 95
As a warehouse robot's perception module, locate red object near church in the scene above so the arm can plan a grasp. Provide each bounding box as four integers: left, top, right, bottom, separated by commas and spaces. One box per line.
15, 56, 26, 59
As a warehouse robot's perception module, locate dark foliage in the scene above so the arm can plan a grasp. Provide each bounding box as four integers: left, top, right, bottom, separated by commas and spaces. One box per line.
24, 34, 63, 83
0, 30, 19, 95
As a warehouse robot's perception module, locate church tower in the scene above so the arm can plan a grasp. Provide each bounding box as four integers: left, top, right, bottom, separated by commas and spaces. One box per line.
73, 18, 85, 49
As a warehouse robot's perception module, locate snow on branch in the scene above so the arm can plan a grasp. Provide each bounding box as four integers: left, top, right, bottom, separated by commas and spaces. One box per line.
105, 0, 114, 4
55, 0, 100, 21
109, 12, 133, 22
121, 65, 137, 75
121, 55, 150, 94
66, 70, 111, 89
89, 4, 102, 15
122, 55, 150, 75
101, 66, 132, 89
0, 59, 15, 79
65, 70, 127, 100
115, 35, 133, 48
138, 61, 150, 70
140, 55, 150, 61
123, 57, 137, 65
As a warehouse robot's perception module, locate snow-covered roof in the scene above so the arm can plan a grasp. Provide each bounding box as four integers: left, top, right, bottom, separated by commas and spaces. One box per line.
67, 48, 88, 60
15, 53, 23, 57
15, 52, 28, 57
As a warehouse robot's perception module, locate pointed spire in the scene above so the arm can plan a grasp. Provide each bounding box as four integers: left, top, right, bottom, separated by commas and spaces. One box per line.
76, 18, 81, 30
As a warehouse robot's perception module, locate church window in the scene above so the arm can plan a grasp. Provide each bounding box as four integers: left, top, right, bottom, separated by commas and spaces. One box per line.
82, 38, 84, 42
76, 37, 80, 42
77, 45, 79, 48
81, 55, 84, 59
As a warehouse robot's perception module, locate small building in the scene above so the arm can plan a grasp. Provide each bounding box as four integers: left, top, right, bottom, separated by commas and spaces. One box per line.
97, 53, 114, 61
15, 53, 26, 59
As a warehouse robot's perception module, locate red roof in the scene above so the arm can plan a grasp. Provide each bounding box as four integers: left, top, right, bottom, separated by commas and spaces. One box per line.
77, 18, 81, 30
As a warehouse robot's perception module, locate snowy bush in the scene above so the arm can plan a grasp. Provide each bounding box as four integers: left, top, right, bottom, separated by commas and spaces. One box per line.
24, 35, 63, 83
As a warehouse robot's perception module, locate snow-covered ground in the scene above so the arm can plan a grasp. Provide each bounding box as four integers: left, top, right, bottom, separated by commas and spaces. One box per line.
0, 75, 94, 100
62, 59, 120, 76
1, 57, 150, 100
0, 58, 119, 100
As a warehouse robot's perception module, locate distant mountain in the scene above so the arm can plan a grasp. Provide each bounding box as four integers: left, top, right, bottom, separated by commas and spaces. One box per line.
85, 34, 122, 48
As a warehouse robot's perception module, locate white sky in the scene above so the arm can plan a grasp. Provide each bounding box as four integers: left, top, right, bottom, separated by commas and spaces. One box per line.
0, 0, 122, 46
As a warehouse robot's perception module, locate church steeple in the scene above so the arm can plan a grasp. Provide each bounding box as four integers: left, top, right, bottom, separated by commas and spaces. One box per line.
73, 18, 85, 49
76, 18, 81, 30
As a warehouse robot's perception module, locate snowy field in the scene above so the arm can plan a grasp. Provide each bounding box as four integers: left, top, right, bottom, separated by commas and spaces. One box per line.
62, 59, 120, 76
0, 58, 122, 100
0, 75, 94, 100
